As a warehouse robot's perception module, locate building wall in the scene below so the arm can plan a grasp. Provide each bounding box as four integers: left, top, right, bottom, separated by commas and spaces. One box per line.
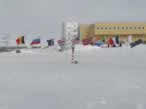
95, 23, 146, 35
80, 22, 146, 41
80, 24, 94, 40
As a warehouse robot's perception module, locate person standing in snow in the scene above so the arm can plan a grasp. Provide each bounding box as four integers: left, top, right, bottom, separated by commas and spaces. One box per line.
128, 35, 133, 46
115, 35, 120, 46
108, 37, 114, 47
112, 37, 117, 47
101, 36, 105, 43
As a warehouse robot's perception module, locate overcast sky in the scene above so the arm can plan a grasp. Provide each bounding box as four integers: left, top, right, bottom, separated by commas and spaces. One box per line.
0, 0, 146, 38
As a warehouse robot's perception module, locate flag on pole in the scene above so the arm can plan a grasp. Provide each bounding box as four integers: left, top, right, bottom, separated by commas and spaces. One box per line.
16, 36, 25, 45
57, 40, 65, 46
47, 39, 54, 46
31, 38, 40, 45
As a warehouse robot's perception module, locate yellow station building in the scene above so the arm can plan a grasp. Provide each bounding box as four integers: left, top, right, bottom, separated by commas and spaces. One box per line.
80, 22, 146, 42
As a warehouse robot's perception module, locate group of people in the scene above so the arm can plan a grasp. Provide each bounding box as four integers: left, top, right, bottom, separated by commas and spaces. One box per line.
82, 35, 122, 48
57, 35, 144, 50
107, 36, 122, 48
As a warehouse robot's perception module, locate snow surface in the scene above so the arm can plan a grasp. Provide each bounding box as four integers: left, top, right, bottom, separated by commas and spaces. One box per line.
1, 45, 146, 109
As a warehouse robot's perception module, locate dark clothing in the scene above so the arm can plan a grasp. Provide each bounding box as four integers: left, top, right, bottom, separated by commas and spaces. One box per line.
115, 36, 119, 44
130, 39, 143, 48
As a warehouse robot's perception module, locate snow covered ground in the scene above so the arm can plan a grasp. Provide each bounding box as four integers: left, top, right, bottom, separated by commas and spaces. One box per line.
1, 45, 146, 109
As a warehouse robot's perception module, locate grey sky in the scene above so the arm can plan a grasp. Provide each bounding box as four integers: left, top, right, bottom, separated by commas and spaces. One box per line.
0, 0, 146, 38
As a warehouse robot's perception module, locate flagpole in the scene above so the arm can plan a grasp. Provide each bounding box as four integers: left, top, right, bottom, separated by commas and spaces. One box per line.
71, 43, 75, 63
16, 39, 20, 53
71, 40, 78, 64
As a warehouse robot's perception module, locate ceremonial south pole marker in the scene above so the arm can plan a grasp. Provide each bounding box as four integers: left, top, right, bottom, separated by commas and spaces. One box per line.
63, 21, 79, 64
71, 41, 78, 64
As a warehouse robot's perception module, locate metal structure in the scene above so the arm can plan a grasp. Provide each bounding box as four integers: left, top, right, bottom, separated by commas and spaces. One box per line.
63, 22, 79, 49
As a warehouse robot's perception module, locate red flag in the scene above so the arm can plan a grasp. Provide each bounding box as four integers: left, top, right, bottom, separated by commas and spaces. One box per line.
16, 38, 20, 45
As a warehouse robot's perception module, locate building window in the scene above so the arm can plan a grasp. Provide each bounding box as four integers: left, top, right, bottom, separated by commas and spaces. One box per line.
122, 27, 124, 30
101, 27, 103, 30
105, 27, 107, 30
109, 27, 111, 30
134, 27, 137, 29
138, 27, 141, 29
126, 27, 128, 29
97, 27, 99, 30
143, 27, 144, 29
130, 27, 132, 29
114, 27, 116, 30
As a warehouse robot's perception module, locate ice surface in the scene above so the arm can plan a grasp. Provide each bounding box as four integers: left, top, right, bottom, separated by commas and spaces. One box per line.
1, 45, 146, 109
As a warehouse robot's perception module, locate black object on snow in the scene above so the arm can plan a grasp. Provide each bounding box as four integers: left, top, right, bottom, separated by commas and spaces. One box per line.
130, 39, 143, 48
72, 60, 78, 64
16, 49, 21, 53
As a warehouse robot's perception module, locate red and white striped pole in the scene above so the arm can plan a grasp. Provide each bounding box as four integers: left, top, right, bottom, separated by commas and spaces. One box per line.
71, 45, 75, 63
71, 39, 79, 64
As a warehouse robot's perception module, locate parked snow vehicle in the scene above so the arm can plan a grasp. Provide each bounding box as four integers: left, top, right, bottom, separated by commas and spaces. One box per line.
130, 39, 143, 48
95, 40, 104, 47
